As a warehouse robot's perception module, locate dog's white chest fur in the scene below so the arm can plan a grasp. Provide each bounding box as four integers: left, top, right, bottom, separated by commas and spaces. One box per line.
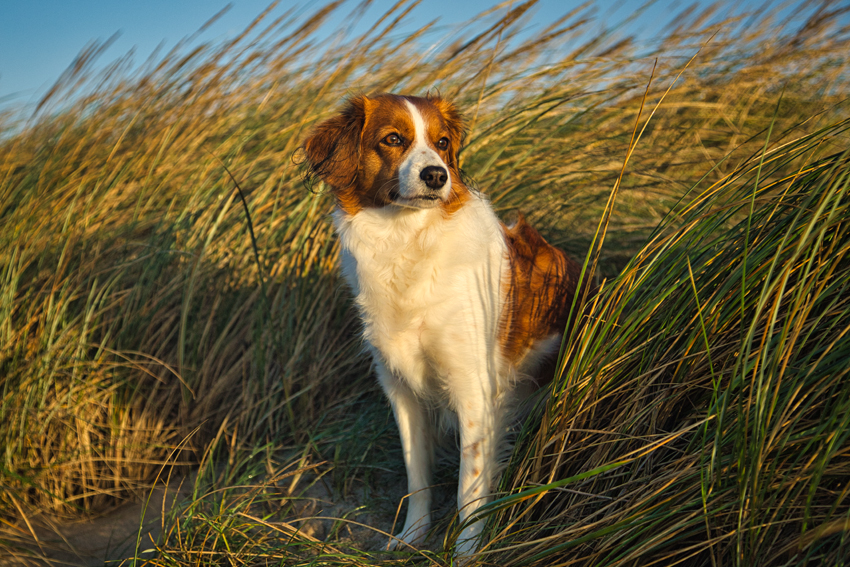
334, 196, 508, 396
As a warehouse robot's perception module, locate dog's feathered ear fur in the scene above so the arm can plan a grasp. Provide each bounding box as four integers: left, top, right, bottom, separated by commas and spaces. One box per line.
303, 96, 367, 190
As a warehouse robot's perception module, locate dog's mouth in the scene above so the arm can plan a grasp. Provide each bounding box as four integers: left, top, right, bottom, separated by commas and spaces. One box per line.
390, 190, 444, 209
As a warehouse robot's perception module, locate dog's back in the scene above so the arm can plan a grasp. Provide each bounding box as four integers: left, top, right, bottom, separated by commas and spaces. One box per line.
502, 214, 586, 380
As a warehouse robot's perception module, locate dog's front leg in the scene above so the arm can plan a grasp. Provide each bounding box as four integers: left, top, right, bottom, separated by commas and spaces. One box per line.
377, 363, 433, 549
454, 385, 499, 559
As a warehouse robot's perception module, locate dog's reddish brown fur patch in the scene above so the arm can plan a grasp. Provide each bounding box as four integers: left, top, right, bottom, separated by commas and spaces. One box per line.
500, 214, 585, 376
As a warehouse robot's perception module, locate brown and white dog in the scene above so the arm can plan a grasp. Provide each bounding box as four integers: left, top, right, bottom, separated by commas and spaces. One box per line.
303, 93, 585, 558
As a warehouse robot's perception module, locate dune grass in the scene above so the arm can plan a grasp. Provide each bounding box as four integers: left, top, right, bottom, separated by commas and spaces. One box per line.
483, 117, 850, 566
1, 0, 849, 565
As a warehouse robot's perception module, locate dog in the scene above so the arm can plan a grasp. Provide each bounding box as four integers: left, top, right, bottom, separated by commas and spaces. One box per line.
302, 93, 586, 558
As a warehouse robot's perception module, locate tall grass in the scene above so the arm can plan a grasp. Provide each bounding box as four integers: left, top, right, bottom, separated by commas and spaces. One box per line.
483, 117, 850, 566
1, 0, 849, 565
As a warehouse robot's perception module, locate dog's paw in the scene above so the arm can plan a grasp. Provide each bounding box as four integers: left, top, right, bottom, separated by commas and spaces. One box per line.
387, 521, 429, 551
454, 525, 482, 564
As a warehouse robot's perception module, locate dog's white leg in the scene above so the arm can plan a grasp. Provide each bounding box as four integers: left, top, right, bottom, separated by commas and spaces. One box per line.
376, 363, 433, 550
454, 382, 500, 560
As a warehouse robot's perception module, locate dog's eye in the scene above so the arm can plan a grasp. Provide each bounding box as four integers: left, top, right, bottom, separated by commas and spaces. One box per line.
436, 137, 449, 150
383, 133, 402, 146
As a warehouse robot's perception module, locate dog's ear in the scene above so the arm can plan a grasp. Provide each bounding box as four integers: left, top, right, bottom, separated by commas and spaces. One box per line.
428, 95, 466, 168
303, 96, 367, 190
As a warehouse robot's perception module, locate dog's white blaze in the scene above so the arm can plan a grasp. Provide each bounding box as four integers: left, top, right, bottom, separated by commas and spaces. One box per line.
396, 100, 451, 204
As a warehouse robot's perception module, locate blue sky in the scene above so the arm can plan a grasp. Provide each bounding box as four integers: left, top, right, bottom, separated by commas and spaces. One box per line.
0, 0, 806, 113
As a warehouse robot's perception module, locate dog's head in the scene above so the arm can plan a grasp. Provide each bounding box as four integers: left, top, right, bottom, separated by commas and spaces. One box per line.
303, 93, 468, 214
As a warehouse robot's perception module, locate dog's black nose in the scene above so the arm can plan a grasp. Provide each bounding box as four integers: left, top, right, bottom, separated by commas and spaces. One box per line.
420, 166, 448, 189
